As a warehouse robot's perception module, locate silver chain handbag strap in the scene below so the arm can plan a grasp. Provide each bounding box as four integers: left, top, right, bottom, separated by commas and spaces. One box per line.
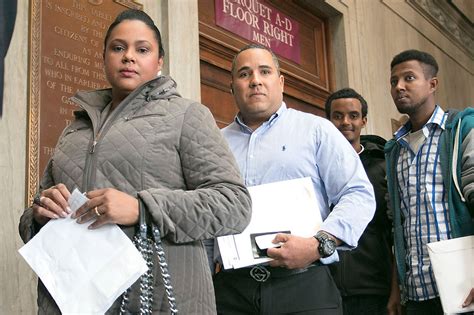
151, 224, 178, 314
119, 199, 178, 314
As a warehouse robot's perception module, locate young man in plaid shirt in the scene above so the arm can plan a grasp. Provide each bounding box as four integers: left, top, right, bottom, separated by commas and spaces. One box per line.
385, 49, 474, 315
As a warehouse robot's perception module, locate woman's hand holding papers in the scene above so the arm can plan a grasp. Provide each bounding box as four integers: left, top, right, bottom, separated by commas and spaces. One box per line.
33, 185, 139, 230
32, 183, 71, 226
267, 234, 319, 269
72, 188, 139, 229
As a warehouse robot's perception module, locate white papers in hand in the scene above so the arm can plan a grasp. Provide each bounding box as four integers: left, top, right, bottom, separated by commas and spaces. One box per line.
68, 188, 89, 212
217, 177, 322, 269
427, 235, 474, 314
18, 188, 148, 314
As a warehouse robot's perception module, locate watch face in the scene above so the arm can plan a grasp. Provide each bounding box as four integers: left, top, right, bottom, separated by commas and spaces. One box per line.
317, 233, 336, 258
323, 241, 336, 256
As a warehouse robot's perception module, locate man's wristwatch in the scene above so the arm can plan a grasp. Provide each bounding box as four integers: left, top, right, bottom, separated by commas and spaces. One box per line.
314, 231, 336, 258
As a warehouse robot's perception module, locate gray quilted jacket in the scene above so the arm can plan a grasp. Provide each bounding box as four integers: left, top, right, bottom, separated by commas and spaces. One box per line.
19, 75, 252, 314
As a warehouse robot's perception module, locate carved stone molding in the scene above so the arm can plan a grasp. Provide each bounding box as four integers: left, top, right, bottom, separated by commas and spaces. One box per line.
114, 0, 142, 10
408, 0, 473, 58
27, 0, 42, 205
451, 0, 473, 23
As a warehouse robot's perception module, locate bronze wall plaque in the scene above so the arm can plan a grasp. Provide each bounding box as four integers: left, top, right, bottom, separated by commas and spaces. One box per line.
27, 0, 143, 204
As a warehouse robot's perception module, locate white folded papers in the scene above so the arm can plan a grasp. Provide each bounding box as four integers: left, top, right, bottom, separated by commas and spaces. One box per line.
19, 189, 148, 314
427, 235, 474, 314
218, 177, 322, 269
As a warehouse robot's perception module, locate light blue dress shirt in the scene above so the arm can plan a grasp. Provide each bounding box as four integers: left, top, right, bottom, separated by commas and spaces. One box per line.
222, 103, 376, 262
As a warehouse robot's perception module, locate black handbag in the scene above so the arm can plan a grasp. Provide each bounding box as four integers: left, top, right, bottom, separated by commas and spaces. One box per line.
119, 199, 178, 314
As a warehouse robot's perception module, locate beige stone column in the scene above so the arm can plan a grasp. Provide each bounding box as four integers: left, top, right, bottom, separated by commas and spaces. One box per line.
0, 1, 36, 313
145, 0, 201, 102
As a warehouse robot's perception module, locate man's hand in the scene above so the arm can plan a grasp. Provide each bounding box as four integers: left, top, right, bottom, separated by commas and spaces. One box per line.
387, 257, 402, 315
266, 234, 319, 269
463, 288, 474, 308
387, 285, 402, 315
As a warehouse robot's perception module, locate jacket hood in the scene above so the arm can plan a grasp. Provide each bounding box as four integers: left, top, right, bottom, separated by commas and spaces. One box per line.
446, 107, 474, 129
361, 134, 386, 153
72, 75, 181, 111
146, 75, 181, 100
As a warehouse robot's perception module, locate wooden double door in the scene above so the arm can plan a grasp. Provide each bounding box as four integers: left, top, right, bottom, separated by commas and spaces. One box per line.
198, 0, 334, 128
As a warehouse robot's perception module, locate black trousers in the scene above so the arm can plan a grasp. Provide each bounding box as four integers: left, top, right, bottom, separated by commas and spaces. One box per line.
213, 265, 342, 315
405, 298, 443, 315
406, 297, 473, 315
341, 295, 388, 315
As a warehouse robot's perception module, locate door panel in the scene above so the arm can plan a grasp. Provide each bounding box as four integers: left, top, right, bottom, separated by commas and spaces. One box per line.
198, 0, 333, 125
200, 60, 238, 128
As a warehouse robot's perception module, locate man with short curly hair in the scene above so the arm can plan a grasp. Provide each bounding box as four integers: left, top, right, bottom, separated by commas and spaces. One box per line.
386, 49, 474, 314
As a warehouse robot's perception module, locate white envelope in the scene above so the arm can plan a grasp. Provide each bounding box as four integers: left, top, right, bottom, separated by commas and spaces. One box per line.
427, 235, 474, 314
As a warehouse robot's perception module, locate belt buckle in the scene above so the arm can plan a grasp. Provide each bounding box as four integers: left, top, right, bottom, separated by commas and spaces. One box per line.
249, 265, 270, 282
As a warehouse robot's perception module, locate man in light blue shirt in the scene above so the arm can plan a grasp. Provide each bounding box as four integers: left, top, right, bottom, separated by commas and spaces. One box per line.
212, 43, 376, 315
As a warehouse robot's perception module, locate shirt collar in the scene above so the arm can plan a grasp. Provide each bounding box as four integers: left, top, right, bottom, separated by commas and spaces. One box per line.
394, 105, 446, 141
235, 102, 287, 132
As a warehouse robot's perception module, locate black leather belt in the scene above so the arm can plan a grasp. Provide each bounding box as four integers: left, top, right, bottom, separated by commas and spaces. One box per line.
223, 263, 321, 282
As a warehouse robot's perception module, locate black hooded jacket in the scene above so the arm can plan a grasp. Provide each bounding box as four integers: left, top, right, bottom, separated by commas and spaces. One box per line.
329, 135, 392, 297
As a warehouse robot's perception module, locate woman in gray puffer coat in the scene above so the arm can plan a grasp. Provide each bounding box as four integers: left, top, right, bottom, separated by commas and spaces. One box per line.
19, 9, 251, 315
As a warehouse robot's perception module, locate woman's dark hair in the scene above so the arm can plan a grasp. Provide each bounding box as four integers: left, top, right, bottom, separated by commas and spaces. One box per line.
104, 9, 165, 58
